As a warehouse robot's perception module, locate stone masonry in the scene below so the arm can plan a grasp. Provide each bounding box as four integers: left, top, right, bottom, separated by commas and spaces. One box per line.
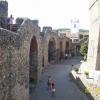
0, 17, 72, 100
0, 0, 100, 99
0, 19, 43, 100
0, 1, 75, 100
0, 0, 8, 27
87, 0, 100, 70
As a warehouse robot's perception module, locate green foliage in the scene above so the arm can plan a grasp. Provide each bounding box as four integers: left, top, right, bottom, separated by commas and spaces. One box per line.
84, 88, 89, 94
80, 40, 88, 60
84, 71, 89, 76
84, 71, 89, 78
74, 68, 79, 73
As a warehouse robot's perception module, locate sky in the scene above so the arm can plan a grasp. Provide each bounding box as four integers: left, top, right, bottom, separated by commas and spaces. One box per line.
7, 0, 90, 29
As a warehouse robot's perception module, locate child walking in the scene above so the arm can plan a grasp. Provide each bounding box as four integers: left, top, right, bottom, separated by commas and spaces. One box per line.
51, 82, 56, 97
47, 76, 52, 90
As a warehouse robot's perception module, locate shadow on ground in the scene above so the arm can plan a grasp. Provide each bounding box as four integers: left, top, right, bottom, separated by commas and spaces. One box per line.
69, 72, 94, 100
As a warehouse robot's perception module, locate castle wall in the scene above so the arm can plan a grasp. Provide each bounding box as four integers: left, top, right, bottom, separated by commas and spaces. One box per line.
0, 17, 72, 100
0, 19, 42, 100
59, 37, 72, 58
0, 28, 26, 100
43, 32, 59, 68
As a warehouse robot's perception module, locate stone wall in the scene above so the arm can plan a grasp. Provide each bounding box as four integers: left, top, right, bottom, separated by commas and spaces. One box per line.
59, 37, 72, 58
0, 17, 72, 99
42, 31, 72, 69
0, 18, 42, 100
43, 32, 59, 68
0, 0, 8, 26
0, 28, 24, 100
87, 0, 100, 70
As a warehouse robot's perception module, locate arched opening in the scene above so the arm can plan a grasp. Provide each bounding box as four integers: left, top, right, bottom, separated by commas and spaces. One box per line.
76, 45, 81, 56
60, 41, 63, 59
65, 41, 69, 54
42, 56, 44, 68
48, 38, 56, 63
29, 36, 38, 85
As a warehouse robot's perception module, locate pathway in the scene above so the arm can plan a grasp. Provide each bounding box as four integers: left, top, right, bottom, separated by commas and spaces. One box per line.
30, 57, 89, 100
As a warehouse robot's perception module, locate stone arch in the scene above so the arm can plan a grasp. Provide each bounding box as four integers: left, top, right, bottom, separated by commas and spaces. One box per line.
60, 41, 63, 59
48, 37, 56, 63
76, 45, 81, 56
17, 19, 42, 94
0, 19, 43, 100
59, 37, 71, 59
29, 36, 38, 84
65, 41, 69, 54
43, 34, 59, 67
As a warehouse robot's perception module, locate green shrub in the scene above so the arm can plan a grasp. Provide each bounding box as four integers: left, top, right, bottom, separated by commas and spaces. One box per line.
84, 71, 89, 76
80, 40, 88, 61
84, 88, 89, 94
74, 68, 79, 73
84, 71, 89, 78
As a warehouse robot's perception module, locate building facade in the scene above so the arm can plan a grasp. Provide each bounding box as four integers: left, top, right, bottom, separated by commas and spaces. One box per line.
57, 28, 89, 56
87, 0, 100, 70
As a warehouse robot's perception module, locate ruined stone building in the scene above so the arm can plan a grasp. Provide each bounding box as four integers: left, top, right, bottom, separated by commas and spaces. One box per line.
2, 0, 99, 99
0, 1, 72, 99
1, 0, 100, 99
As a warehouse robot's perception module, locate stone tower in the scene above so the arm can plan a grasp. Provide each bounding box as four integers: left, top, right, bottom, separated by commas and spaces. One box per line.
71, 18, 79, 34
0, 0, 8, 26
0, 0, 8, 17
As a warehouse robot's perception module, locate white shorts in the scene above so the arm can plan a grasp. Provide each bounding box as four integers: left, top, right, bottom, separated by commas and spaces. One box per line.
52, 88, 56, 92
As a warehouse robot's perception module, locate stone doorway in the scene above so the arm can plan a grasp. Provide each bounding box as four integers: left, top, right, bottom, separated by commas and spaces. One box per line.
48, 38, 56, 63
29, 36, 38, 85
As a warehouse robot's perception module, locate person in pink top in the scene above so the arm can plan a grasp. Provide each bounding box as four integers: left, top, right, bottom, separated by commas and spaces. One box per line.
51, 82, 56, 97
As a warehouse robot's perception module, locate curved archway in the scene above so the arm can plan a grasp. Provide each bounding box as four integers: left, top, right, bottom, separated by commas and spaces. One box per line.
29, 36, 38, 84
60, 41, 63, 59
48, 37, 56, 63
65, 41, 69, 54
76, 45, 81, 56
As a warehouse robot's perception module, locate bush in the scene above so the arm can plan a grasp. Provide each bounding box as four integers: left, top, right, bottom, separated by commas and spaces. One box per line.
80, 40, 88, 61
84, 55, 87, 61
84, 88, 89, 94
84, 71, 89, 75
74, 68, 79, 73
84, 71, 89, 78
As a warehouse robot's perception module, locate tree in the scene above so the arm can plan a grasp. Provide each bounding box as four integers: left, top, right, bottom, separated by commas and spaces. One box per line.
80, 40, 88, 61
